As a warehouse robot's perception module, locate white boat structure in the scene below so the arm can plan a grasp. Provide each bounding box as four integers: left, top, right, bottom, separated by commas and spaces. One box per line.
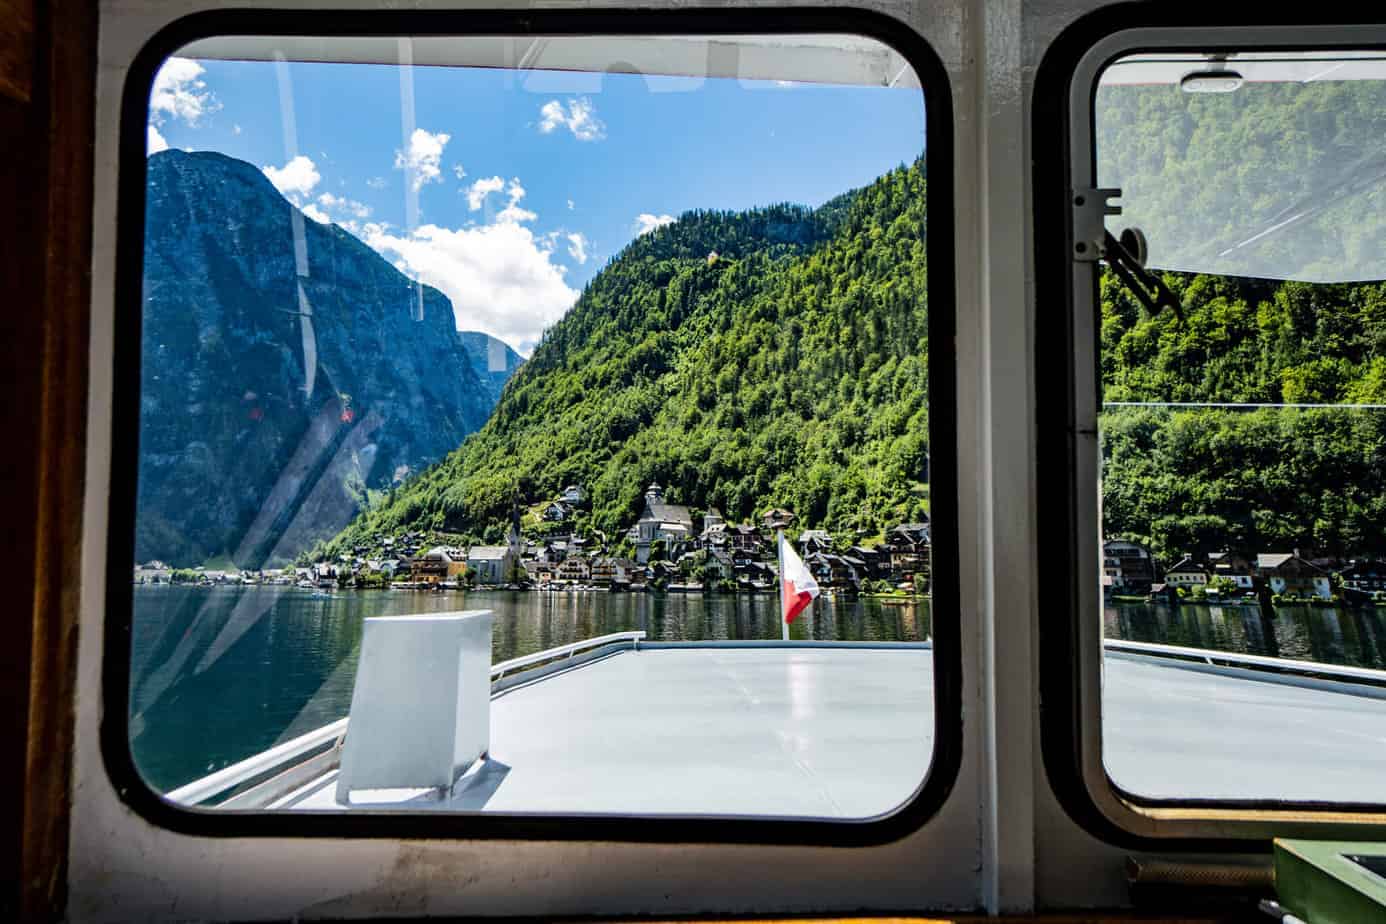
165, 611, 1386, 815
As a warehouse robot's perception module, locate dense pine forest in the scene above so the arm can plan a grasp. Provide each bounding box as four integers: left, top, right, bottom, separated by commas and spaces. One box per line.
319, 161, 931, 556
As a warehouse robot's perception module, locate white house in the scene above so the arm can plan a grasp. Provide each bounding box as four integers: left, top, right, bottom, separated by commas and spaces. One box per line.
1164, 557, 1209, 587
467, 546, 516, 585
1257, 553, 1332, 600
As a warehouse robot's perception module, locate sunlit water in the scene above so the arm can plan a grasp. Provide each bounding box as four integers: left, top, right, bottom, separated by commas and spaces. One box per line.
130, 585, 930, 791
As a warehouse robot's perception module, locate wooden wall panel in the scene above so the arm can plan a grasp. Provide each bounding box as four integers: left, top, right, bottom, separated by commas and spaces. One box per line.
0, 0, 96, 918
0, 0, 35, 101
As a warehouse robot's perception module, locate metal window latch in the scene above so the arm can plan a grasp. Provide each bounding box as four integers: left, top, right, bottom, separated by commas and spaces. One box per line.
1072, 187, 1122, 262
1072, 187, 1183, 323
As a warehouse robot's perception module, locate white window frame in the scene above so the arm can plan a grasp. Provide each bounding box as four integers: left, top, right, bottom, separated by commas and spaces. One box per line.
1066, 23, 1386, 841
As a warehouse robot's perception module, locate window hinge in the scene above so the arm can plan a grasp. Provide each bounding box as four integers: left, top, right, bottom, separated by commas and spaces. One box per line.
1071, 187, 1122, 263
1073, 187, 1183, 322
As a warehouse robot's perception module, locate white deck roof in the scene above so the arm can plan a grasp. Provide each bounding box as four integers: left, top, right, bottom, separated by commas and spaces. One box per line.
278, 646, 1386, 815
288, 646, 932, 817
1104, 654, 1386, 803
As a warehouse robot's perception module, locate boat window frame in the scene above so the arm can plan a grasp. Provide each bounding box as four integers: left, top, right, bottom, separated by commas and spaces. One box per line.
103, 6, 963, 844
1034, 6, 1386, 847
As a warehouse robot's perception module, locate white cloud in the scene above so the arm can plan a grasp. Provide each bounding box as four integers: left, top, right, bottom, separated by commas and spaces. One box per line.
262, 155, 321, 197
394, 128, 451, 192
150, 57, 218, 126
634, 213, 676, 236
147, 124, 169, 154
495, 178, 536, 224
364, 221, 576, 354
566, 232, 589, 264
465, 176, 505, 211
301, 202, 331, 224
567, 199, 575, 210
366, 176, 388, 190
233, 123, 242, 135
537, 97, 606, 141
317, 192, 371, 219
452, 164, 467, 180
537, 101, 564, 133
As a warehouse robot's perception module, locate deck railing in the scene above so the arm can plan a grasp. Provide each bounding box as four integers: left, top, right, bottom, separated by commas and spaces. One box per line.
167, 629, 646, 807
1103, 638, 1386, 688
491, 630, 645, 680
166, 717, 349, 807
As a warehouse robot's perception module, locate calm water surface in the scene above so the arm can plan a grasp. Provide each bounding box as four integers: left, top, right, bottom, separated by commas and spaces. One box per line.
131, 586, 1386, 792
130, 586, 930, 791
1105, 601, 1386, 670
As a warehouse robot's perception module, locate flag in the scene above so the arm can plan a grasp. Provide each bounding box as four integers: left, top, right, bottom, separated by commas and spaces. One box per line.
778, 531, 820, 626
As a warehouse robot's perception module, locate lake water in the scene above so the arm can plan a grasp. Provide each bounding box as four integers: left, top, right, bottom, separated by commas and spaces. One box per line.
129, 586, 930, 792
1105, 601, 1386, 670
129, 586, 1386, 793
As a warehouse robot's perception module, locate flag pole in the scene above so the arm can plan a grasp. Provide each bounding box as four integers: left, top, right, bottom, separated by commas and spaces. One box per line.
778, 529, 789, 642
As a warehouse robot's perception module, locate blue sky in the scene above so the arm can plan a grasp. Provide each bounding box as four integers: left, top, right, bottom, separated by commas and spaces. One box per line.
148, 55, 925, 354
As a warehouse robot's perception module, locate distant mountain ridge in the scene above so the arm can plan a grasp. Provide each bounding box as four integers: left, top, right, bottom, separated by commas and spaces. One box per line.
459, 332, 526, 408
138, 150, 520, 567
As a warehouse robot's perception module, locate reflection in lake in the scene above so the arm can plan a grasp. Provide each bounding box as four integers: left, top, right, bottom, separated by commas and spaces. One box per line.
130, 586, 930, 792
1106, 601, 1386, 670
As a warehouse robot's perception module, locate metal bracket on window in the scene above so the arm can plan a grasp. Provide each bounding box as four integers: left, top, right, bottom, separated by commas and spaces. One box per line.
1071, 187, 1122, 263
1072, 187, 1183, 322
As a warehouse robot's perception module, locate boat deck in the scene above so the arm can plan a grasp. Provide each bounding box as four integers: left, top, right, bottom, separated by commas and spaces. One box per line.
277, 645, 1386, 815
286, 645, 934, 816
1104, 652, 1386, 803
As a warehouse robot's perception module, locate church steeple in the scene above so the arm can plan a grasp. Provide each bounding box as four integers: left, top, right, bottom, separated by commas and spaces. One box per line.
508, 488, 523, 555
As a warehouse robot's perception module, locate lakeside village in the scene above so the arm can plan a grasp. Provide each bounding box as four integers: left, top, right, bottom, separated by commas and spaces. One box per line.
133, 483, 933, 598
1103, 540, 1386, 608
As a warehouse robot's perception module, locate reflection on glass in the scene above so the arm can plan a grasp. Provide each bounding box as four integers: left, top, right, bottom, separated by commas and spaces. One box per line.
1097, 51, 1386, 283
131, 35, 934, 817
1095, 50, 1386, 806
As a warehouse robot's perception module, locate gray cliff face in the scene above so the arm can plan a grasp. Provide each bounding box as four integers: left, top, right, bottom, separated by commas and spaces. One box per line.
138, 150, 516, 567
458, 331, 525, 407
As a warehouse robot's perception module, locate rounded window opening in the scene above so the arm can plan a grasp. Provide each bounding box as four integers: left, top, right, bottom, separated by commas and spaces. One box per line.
1093, 49, 1386, 807
122, 29, 944, 822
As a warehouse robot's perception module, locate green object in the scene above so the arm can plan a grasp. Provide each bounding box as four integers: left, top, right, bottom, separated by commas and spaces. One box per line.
1275, 839, 1386, 923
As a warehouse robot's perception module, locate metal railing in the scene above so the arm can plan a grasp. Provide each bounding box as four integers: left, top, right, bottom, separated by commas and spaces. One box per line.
166, 717, 348, 806
1104, 638, 1386, 687
491, 631, 644, 680
167, 630, 646, 807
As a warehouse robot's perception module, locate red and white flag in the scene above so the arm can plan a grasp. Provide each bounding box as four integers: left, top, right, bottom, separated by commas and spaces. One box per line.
778, 531, 820, 635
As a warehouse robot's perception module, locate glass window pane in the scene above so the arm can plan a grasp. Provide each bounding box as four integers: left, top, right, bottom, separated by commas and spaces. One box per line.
1095, 50, 1386, 805
129, 33, 936, 818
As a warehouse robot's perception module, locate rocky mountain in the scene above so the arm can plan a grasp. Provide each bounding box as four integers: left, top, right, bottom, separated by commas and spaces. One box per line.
320, 159, 932, 554
138, 150, 515, 568
459, 331, 526, 408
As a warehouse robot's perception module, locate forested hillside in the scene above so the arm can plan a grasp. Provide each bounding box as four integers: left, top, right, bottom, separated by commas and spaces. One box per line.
1100, 271, 1386, 562
1096, 79, 1386, 563
321, 161, 930, 554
